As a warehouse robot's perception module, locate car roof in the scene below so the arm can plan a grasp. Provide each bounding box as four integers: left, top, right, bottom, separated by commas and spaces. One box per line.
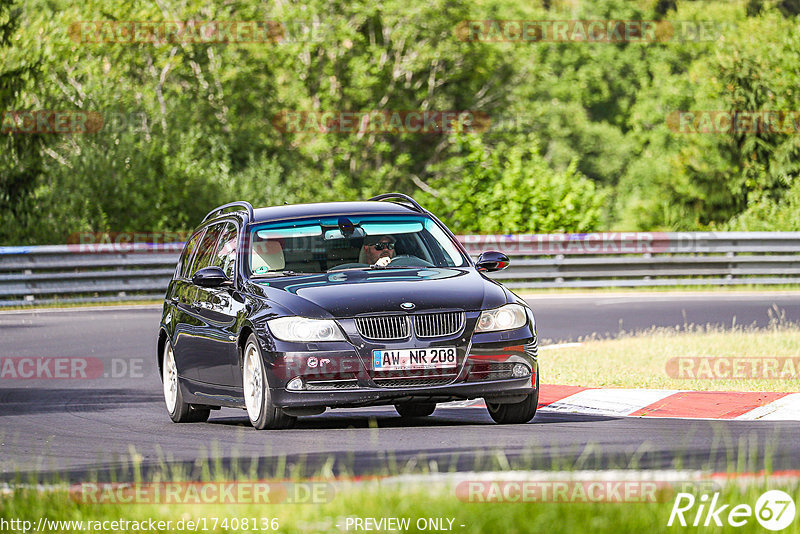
248, 201, 422, 224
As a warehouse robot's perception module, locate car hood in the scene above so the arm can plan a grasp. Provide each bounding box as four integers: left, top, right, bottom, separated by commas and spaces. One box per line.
247, 268, 509, 318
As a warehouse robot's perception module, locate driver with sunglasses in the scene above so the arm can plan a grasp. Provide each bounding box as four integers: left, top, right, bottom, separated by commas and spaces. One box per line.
363, 235, 396, 267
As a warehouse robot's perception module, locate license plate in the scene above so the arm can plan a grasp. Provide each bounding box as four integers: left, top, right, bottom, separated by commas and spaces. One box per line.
372, 347, 457, 371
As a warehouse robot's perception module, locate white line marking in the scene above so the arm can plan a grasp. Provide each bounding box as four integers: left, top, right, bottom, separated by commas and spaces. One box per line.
524, 291, 800, 301
0, 304, 161, 315
538, 342, 583, 350
736, 393, 800, 421
542, 388, 680, 416
380, 469, 707, 485
438, 399, 484, 408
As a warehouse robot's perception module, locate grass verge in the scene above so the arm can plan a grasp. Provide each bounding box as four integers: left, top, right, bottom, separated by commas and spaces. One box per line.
541, 322, 800, 392
3, 477, 799, 533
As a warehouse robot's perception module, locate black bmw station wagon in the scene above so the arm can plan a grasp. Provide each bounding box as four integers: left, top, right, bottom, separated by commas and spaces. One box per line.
158, 194, 539, 429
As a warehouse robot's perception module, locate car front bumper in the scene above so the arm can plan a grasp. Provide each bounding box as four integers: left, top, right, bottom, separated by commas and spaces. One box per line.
269, 371, 537, 409
250, 314, 539, 409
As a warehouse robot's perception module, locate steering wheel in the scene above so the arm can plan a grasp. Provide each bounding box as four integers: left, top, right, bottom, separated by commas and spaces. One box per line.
388, 255, 434, 267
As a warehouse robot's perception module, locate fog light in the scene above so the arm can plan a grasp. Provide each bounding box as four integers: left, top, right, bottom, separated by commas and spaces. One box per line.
286, 377, 305, 391
512, 363, 530, 378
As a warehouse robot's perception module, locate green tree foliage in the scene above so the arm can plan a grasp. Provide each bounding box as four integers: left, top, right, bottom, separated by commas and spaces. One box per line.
615, 5, 800, 230
726, 180, 800, 230
2, 0, 800, 243
0, 0, 45, 241
419, 133, 606, 234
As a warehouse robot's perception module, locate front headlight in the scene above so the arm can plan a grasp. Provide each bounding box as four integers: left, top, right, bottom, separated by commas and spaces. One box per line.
475, 304, 528, 333
267, 317, 346, 342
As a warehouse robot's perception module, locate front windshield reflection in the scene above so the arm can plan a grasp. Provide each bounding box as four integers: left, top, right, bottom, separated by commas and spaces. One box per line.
248, 215, 468, 275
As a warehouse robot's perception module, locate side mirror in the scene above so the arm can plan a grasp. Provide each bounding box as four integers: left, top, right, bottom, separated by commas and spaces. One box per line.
192, 266, 233, 288
475, 251, 510, 272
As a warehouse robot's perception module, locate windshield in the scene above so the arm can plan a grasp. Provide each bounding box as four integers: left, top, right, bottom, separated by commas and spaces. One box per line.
247, 215, 468, 275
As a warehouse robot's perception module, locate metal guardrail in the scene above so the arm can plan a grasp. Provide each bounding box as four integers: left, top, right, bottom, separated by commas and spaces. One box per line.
461, 232, 800, 289
1, 232, 799, 306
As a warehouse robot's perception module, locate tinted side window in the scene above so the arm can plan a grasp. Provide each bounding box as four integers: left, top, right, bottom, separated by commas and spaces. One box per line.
188, 224, 223, 277
178, 230, 204, 279
211, 222, 238, 279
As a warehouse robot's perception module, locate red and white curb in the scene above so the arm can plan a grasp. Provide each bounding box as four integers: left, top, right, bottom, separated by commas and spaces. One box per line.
439, 340, 800, 421
735, 392, 800, 421
443, 385, 800, 421
539, 385, 800, 421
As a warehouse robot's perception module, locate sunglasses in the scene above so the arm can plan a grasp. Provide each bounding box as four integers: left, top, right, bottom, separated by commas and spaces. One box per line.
370, 242, 395, 251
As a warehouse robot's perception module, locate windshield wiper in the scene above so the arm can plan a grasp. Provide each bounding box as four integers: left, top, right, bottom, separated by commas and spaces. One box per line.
327, 266, 368, 272
252, 270, 319, 278
326, 265, 420, 272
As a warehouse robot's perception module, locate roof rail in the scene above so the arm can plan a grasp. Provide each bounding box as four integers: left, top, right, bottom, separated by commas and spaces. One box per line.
368, 193, 426, 213
202, 201, 255, 223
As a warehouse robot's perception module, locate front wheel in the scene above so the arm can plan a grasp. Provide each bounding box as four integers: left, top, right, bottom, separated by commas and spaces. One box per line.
242, 334, 296, 430
485, 375, 539, 424
162, 339, 209, 423
394, 402, 436, 418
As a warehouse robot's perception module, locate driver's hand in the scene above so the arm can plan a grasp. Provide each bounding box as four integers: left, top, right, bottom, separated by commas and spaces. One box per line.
374, 256, 391, 268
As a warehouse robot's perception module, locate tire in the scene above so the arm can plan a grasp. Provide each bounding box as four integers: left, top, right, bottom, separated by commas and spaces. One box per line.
485, 375, 539, 424
394, 402, 436, 418
242, 334, 296, 430
162, 339, 210, 423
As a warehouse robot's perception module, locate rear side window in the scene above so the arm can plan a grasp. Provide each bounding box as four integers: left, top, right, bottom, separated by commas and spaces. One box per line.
178, 230, 204, 279
187, 224, 224, 277
211, 222, 238, 279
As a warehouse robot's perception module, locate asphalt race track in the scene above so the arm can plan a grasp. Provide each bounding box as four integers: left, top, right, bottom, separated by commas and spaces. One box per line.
2, 293, 799, 482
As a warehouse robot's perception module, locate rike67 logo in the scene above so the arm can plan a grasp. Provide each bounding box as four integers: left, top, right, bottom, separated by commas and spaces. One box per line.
668, 490, 796, 530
